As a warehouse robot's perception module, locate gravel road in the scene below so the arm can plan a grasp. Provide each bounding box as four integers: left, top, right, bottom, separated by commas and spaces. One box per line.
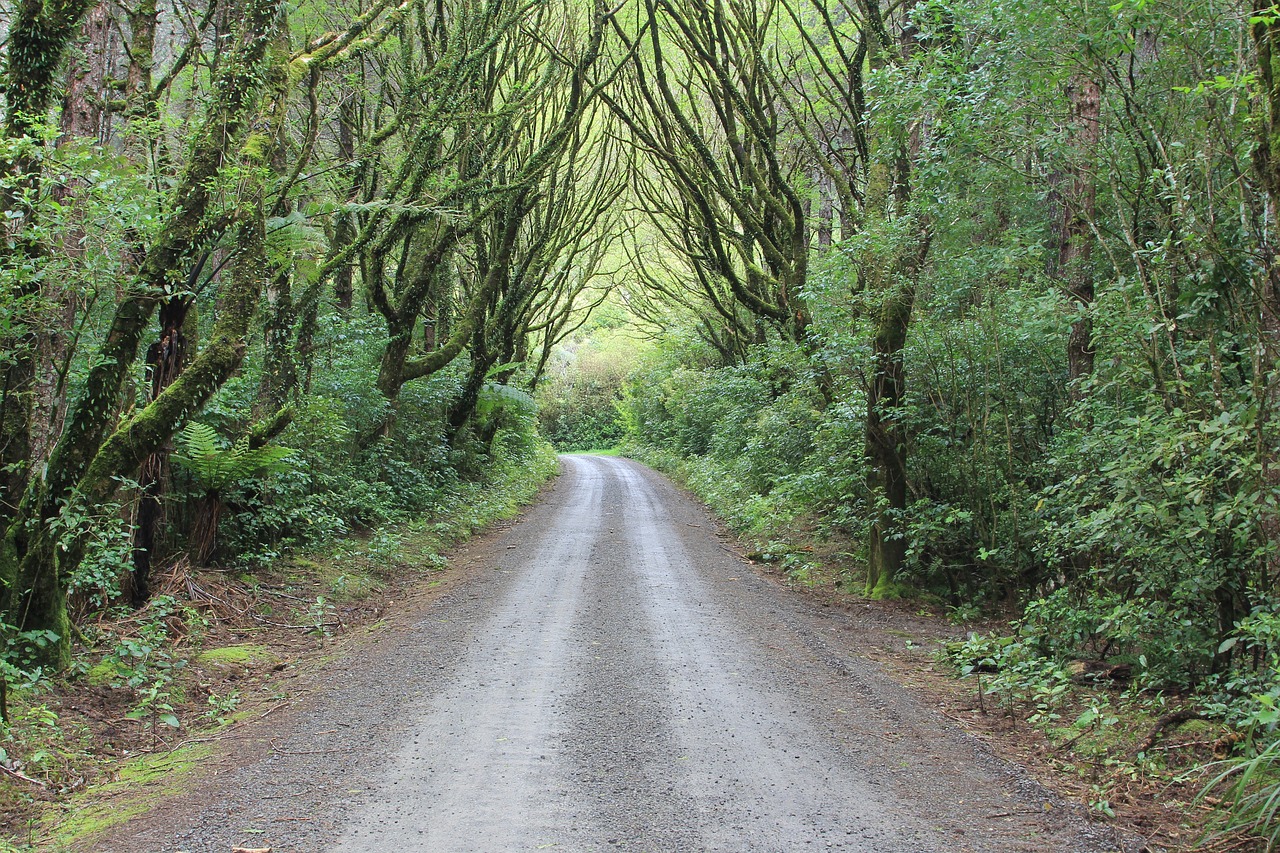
95, 455, 1127, 853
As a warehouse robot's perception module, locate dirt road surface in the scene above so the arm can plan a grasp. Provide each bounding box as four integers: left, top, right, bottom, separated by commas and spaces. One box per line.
93, 455, 1127, 852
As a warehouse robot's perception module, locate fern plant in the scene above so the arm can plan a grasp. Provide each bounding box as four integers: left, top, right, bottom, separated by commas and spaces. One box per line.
173, 423, 295, 564
476, 382, 537, 419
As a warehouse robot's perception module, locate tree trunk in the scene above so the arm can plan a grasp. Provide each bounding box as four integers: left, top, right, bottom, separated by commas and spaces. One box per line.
856, 0, 930, 599
0, 356, 35, 537
1058, 75, 1101, 401
61, 0, 114, 145
129, 296, 192, 605
864, 280, 914, 598
189, 493, 223, 566
1250, 6, 1280, 592
447, 336, 493, 444
256, 267, 297, 417
332, 96, 358, 312
0, 0, 99, 531
0, 0, 99, 643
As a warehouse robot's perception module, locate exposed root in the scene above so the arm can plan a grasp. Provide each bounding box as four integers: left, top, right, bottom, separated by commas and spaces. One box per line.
1131, 709, 1208, 759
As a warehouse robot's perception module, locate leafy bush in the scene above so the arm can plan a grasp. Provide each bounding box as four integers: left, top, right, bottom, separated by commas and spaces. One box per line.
538, 327, 639, 451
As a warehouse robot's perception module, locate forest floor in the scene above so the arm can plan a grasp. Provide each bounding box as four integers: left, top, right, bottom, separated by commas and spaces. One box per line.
0, 455, 1243, 851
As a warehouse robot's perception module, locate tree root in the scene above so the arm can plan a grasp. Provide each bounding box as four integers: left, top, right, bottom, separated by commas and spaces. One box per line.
1132, 709, 1207, 758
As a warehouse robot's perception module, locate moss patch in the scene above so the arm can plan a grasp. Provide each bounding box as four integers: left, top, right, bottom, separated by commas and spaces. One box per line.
84, 661, 128, 688
39, 743, 212, 850
195, 643, 277, 667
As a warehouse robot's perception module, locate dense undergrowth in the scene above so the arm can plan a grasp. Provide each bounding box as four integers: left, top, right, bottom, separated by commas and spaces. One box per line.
621, 417, 1277, 849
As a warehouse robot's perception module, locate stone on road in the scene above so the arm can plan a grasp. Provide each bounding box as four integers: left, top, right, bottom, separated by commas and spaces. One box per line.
97, 455, 1124, 853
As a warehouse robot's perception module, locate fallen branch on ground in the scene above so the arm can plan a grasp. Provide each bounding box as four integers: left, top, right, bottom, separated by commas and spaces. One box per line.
1132, 709, 1207, 758
0, 764, 47, 788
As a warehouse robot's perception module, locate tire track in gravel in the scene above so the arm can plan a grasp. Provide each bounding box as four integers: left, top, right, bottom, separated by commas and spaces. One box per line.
89, 454, 1130, 853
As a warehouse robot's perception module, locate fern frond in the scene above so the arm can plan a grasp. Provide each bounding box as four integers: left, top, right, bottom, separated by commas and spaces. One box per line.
478, 382, 537, 417
174, 423, 296, 490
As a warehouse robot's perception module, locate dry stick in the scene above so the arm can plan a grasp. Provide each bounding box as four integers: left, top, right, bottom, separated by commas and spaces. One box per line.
1131, 709, 1207, 758
258, 698, 294, 720
0, 765, 47, 788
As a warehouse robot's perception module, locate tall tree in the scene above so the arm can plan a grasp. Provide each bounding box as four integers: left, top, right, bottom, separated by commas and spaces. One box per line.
606, 0, 811, 341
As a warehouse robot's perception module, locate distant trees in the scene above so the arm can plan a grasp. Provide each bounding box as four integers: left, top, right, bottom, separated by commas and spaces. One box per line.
606, 0, 812, 353
609, 0, 933, 595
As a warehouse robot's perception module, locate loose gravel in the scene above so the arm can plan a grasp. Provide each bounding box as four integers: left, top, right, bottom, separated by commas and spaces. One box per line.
90, 455, 1130, 853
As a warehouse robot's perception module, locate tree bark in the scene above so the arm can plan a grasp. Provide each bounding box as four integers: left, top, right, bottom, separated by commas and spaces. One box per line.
1058, 75, 1101, 401
863, 235, 929, 597
864, 290, 910, 598
61, 0, 114, 145
256, 267, 297, 417
129, 296, 192, 605
1250, 5, 1280, 593
333, 95, 358, 312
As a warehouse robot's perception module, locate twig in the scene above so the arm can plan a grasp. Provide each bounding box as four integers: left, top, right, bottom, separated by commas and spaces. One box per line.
1054, 726, 1097, 754
0, 764, 48, 788
1132, 709, 1207, 758
258, 699, 294, 720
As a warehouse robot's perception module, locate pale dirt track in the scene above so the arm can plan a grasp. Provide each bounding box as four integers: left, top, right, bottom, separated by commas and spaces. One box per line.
92, 455, 1128, 852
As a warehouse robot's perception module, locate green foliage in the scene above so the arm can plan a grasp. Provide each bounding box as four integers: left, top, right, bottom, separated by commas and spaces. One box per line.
207, 312, 463, 561
1, 627, 59, 697
1201, 738, 1280, 850
537, 327, 641, 451
1034, 389, 1274, 687
93, 595, 195, 736
52, 492, 135, 612
173, 423, 295, 493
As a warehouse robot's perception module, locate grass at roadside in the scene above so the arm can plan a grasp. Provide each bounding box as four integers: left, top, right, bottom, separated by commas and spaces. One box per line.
0, 443, 559, 852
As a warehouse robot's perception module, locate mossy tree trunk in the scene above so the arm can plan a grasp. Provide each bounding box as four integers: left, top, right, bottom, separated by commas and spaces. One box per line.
864, 283, 912, 598
0, 0, 283, 668
0, 0, 99, 534
862, 231, 930, 597
0, 0, 104, 665
1250, 5, 1280, 594
857, 0, 932, 599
